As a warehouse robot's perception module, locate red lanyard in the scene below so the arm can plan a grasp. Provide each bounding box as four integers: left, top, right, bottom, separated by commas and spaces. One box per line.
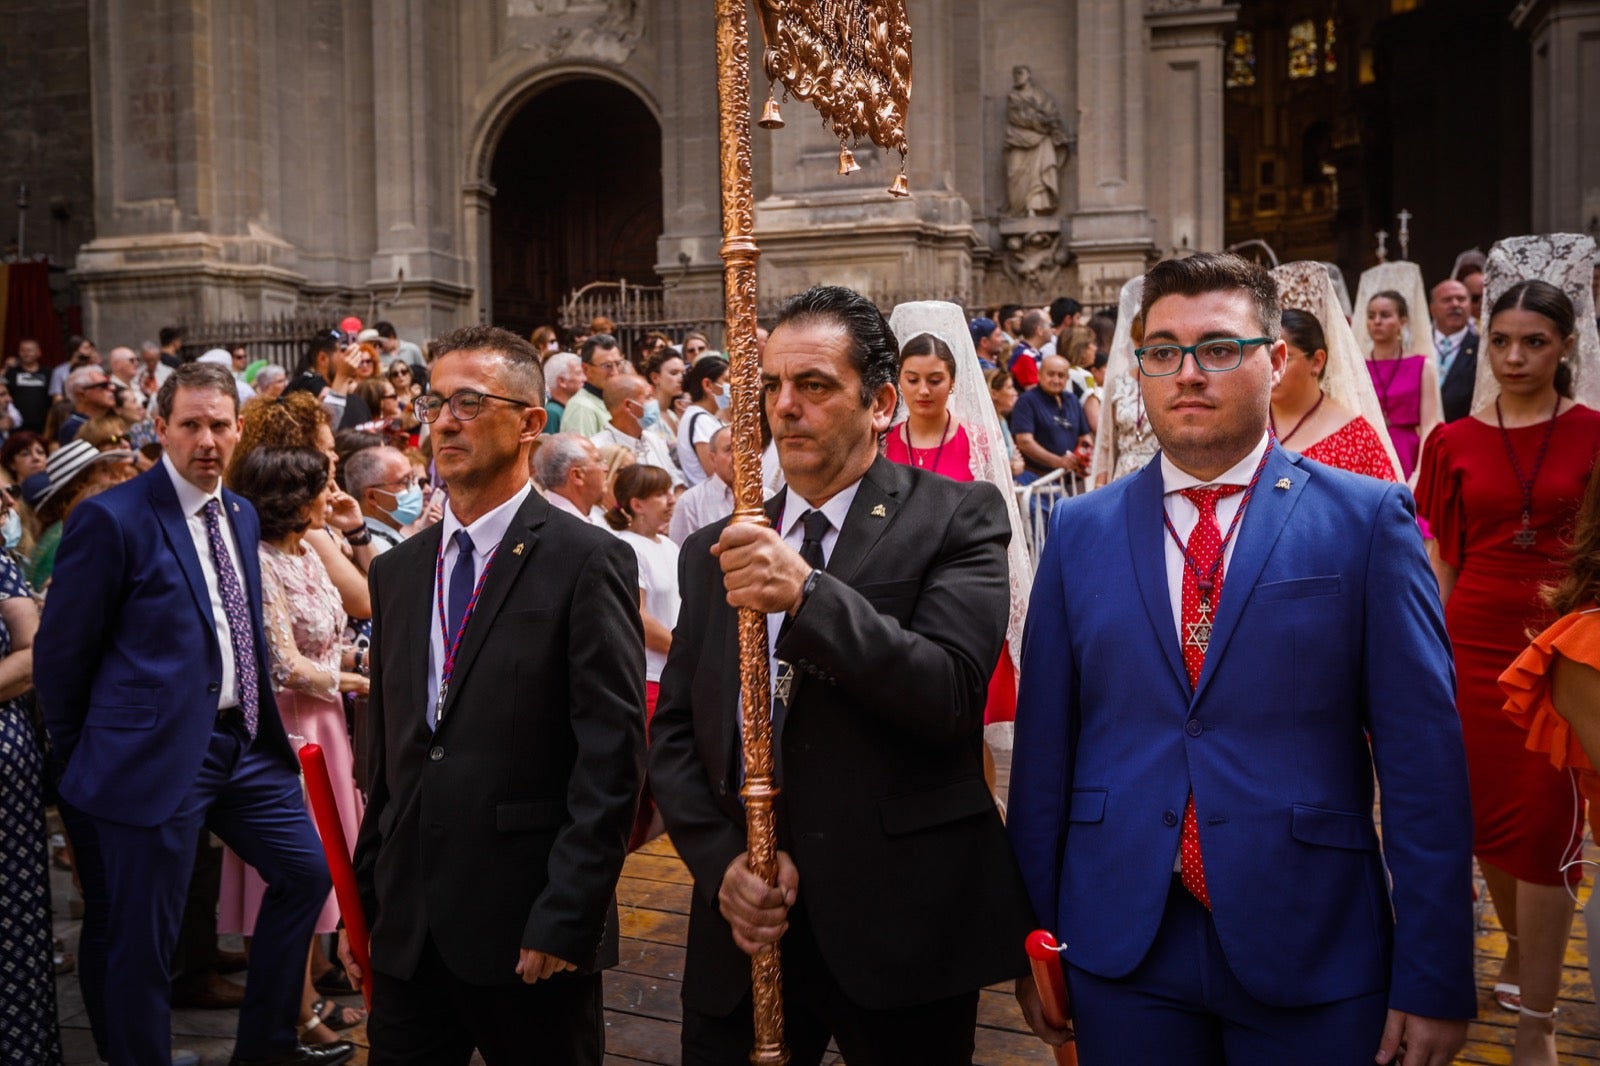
1160, 439, 1274, 609
434, 538, 499, 714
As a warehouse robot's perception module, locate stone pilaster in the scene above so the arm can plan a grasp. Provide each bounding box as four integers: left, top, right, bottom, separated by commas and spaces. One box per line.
1145, 0, 1235, 259
1514, 0, 1600, 235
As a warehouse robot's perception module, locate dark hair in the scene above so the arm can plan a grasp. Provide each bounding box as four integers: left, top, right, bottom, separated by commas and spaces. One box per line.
1087, 312, 1116, 356
1279, 309, 1329, 381
155, 362, 239, 421
644, 348, 684, 386
1141, 252, 1281, 340
1049, 297, 1083, 328
232, 446, 330, 542
374, 321, 398, 339
430, 324, 544, 405
1490, 279, 1577, 398
899, 333, 957, 380
1547, 461, 1600, 616
159, 326, 183, 347
604, 463, 674, 530
1020, 309, 1051, 340
0, 431, 45, 479
685, 355, 729, 401
998, 304, 1023, 326
333, 429, 384, 490
580, 334, 620, 365
300, 331, 340, 375
354, 378, 393, 418
1368, 290, 1409, 319
772, 285, 899, 406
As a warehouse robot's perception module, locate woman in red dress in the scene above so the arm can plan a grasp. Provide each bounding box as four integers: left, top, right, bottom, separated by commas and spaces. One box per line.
1270, 309, 1396, 481
1417, 280, 1600, 1063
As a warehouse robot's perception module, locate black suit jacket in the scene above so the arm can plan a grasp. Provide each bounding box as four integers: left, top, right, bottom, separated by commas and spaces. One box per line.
352, 490, 645, 986
649, 456, 1036, 1015
1440, 329, 1479, 423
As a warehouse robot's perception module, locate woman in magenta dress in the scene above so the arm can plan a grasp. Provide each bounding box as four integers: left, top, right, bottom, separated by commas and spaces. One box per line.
1364, 290, 1442, 480
1270, 309, 1396, 481
1417, 281, 1600, 1065
220, 446, 369, 1044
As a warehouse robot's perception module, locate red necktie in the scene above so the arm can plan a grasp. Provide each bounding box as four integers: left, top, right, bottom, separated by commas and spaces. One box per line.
1176, 485, 1241, 909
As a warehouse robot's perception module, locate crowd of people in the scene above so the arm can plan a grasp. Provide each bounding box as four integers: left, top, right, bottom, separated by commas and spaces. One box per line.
0, 231, 1597, 1066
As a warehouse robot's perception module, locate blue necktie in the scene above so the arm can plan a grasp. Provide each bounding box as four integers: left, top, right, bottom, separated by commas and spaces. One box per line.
447, 529, 476, 646
202, 499, 259, 737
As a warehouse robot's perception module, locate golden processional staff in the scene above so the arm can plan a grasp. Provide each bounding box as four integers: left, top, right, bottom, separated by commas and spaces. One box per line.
712, 0, 911, 1061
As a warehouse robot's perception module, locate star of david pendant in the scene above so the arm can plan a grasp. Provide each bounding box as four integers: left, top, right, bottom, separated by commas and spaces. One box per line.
1513, 514, 1536, 550
1185, 599, 1214, 655
773, 661, 795, 705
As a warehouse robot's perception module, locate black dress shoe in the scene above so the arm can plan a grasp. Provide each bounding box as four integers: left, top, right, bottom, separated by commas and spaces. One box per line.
228, 1042, 355, 1066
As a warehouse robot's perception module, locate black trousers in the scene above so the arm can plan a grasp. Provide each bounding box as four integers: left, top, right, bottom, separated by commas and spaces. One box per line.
368, 936, 603, 1066
682, 910, 980, 1066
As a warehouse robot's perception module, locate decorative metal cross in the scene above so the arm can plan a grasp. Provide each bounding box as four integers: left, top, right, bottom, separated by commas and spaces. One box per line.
1375, 229, 1389, 263
1185, 600, 1216, 655
1396, 210, 1413, 261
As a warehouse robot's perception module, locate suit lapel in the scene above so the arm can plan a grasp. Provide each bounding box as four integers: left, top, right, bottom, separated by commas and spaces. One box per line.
825, 456, 905, 586
436, 493, 546, 727
403, 522, 444, 724
147, 470, 218, 643
1191, 447, 1307, 702
1126, 459, 1189, 694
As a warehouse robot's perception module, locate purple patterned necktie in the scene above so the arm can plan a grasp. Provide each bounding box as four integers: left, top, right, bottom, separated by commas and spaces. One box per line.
203, 498, 259, 737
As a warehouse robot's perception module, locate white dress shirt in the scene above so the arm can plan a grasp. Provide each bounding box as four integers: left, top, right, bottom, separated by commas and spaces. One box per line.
668, 474, 735, 545
427, 482, 533, 728
768, 481, 859, 663
1434, 325, 1472, 379
546, 489, 606, 526
163, 454, 249, 711
1158, 432, 1270, 643
592, 424, 686, 487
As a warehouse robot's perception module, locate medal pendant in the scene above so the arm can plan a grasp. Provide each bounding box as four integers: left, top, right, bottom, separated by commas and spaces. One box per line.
773, 661, 794, 705
1185, 597, 1214, 655
1513, 514, 1536, 550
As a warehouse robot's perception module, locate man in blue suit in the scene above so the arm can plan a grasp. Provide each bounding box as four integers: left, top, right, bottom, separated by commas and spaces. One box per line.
1007, 253, 1475, 1066
37, 362, 348, 1066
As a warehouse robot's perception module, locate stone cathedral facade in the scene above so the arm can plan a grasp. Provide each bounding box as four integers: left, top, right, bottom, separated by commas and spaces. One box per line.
6, 0, 1593, 347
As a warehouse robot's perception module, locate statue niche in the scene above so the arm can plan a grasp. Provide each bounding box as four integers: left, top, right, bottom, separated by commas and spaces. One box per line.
1003, 65, 1074, 217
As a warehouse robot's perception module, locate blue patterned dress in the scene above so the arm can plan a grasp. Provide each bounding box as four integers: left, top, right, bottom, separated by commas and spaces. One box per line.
0, 552, 60, 1064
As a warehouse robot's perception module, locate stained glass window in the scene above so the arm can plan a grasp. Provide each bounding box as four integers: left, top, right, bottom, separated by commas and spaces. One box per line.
1288, 20, 1319, 80
1324, 19, 1338, 74
1226, 30, 1256, 89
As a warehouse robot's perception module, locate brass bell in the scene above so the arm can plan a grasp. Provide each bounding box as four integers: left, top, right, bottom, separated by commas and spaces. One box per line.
887, 170, 910, 198
758, 94, 785, 130
837, 146, 860, 175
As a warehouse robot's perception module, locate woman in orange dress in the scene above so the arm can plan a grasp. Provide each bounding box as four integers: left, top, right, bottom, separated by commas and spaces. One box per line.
1501, 460, 1600, 1062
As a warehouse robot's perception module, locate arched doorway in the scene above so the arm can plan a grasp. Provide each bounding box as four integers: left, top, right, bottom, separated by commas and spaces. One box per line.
489, 77, 663, 338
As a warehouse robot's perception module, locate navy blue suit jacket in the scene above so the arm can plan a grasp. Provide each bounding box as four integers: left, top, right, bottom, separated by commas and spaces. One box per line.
36, 465, 292, 827
1006, 446, 1476, 1019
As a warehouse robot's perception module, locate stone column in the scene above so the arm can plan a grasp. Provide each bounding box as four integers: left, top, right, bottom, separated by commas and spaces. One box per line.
1514, 0, 1600, 234
656, 0, 727, 315
1145, 1, 1235, 261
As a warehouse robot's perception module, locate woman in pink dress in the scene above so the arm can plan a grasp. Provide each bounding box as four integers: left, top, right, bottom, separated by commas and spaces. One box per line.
221, 445, 369, 1044
1364, 290, 1442, 480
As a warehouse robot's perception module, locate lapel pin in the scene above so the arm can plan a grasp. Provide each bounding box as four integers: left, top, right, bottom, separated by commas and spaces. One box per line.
231, 501, 240, 512
1275, 478, 1292, 490
512, 542, 525, 556
871, 504, 887, 518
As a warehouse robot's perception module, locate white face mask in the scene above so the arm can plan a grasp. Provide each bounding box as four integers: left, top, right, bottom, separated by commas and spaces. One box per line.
713, 382, 731, 412
2, 509, 20, 551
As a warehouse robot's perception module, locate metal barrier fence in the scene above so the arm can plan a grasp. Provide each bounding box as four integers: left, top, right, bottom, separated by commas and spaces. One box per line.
1014, 468, 1082, 567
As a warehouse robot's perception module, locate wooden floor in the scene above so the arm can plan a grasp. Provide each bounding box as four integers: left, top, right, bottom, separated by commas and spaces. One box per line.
52, 804, 1600, 1065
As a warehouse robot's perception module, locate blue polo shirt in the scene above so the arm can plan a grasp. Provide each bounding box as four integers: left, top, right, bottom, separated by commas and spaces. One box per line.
1011, 385, 1087, 473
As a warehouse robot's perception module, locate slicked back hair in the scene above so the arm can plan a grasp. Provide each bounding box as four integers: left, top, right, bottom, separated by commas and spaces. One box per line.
1140, 252, 1281, 342
429, 325, 544, 406
772, 285, 899, 407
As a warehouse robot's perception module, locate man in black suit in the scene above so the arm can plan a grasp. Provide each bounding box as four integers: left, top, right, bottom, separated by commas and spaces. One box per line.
1432, 278, 1479, 422
343, 325, 645, 1065
650, 286, 1037, 1065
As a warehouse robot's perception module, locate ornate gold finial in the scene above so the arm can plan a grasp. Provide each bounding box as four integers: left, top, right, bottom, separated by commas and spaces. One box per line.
837, 145, 859, 174
758, 92, 785, 129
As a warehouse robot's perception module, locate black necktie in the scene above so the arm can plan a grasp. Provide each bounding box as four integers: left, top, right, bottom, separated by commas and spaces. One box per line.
798, 509, 830, 570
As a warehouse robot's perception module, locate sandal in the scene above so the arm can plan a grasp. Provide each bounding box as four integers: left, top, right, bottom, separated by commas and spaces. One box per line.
312, 963, 358, 997
312, 996, 366, 1031
1494, 982, 1523, 1012
297, 1016, 341, 1046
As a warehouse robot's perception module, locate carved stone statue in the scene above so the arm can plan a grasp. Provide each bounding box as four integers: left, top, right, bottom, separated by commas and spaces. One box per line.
1004, 65, 1074, 217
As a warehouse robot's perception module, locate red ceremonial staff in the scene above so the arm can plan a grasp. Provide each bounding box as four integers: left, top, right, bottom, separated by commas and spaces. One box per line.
299, 744, 373, 1009
713, 0, 911, 1060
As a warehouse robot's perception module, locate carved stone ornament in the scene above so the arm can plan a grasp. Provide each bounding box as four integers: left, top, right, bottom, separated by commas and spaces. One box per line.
1001, 221, 1067, 298
510, 0, 646, 65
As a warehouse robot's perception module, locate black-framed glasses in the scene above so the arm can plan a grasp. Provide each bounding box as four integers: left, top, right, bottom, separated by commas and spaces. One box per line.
415, 389, 530, 424
1134, 337, 1269, 377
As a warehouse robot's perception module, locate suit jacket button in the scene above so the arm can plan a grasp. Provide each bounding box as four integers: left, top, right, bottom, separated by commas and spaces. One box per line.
207, 682, 220, 694
717, 780, 728, 796
429, 746, 444, 761
1163, 810, 1178, 827
1185, 719, 1203, 737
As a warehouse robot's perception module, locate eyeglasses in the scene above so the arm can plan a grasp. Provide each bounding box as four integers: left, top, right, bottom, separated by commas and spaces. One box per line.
685, 343, 707, 355
415, 389, 530, 424
1134, 338, 1269, 377
84, 380, 115, 391
387, 367, 410, 378
373, 476, 420, 492
591, 358, 627, 373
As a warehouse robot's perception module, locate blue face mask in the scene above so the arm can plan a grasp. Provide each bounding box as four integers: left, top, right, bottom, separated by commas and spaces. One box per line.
1, 509, 19, 551
640, 398, 661, 429
714, 385, 731, 412
384, 484, 424, 527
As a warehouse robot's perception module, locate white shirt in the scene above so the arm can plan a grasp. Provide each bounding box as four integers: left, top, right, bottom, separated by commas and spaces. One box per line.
1158, 432, 1270, 644
668, 474, 735, 545
616, 530, 681, 682
676, 407, 724, 486
592, 423, 686, 487
547, 489, 606, 526
427, 482, 533, 728
769, 481, 860, 664
163, 454, 250, 711
1434, 325, 1472, 379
